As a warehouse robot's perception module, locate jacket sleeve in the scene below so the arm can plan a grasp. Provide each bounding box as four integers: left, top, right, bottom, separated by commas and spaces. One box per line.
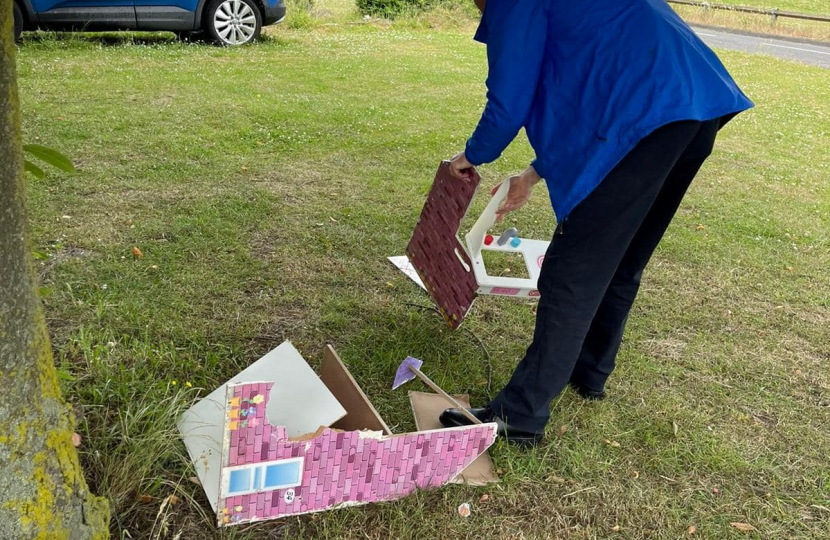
465, 0, 548, 166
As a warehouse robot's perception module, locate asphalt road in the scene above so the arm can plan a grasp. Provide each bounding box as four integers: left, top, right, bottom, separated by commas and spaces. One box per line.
693, 26, 830, 69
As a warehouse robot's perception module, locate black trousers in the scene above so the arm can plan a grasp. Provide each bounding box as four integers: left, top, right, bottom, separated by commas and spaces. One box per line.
490, 119, 722, 433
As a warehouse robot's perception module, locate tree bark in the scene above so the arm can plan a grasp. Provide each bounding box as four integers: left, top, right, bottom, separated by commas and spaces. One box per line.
0, 4, 110, 539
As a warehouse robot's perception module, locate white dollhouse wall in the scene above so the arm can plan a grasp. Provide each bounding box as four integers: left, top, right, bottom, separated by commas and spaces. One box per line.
464, 178, 549, 298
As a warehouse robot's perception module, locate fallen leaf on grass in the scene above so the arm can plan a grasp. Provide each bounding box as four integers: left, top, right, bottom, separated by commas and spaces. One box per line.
605, 439, 621, 448
132, 246, 143, 258
546, 475, 566, 484
673, 421, 679, 436
168, 495, 180, 505
479, 494, 489, 503
687, 525, 697, 535
611, 525, 620, 532
137, 494, 153, 503
457, 502, 471, 517
730, 522, 756, 532
72, 433, 81, 447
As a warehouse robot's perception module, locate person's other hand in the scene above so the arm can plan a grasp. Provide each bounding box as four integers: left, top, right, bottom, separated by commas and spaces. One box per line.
449, 151, 477, 182
492, 166, 542, 221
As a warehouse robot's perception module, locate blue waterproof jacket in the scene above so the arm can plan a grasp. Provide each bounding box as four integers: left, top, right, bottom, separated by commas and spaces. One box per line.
465, 0, 754, 219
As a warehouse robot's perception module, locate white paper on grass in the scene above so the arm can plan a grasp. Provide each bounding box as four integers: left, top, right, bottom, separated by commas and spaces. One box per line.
388, 255, 427, 291
177, 341, 347, 511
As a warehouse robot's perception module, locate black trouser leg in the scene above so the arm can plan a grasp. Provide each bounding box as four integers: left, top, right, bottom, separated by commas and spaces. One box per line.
570, 119, 721, 392
489, 120, 713, 433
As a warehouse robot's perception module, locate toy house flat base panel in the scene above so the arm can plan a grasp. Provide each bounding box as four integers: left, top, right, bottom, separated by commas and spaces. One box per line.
408, 391, 499, 486
178, 341, 347, 511
406, 161, 481, 329
217, 381, 498, 526
387, 256, 427, 291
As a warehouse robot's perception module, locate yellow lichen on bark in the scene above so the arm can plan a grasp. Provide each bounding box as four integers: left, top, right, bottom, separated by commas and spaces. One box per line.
1, 0, 111, 537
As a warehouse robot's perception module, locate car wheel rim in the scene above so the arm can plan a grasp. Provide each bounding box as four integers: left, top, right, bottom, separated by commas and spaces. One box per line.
214, 0, 257, 45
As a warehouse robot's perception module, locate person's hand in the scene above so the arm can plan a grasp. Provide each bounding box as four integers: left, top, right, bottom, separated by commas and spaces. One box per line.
449, 151, 477, 182
492, 166, 542, 221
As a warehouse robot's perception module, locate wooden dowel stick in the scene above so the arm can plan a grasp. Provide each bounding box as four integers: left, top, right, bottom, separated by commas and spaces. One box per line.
408, 365, 482, 425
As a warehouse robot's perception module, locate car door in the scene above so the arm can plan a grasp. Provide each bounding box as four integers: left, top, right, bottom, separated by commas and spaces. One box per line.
134, 0, 197, 31
32, 0, 137, 29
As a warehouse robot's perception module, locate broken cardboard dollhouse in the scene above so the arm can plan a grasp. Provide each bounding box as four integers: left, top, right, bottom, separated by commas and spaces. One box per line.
400, 161, 550, 328
178, 341, 498, 527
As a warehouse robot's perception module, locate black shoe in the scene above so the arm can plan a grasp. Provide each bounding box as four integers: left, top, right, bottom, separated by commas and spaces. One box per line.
570, 382, 606, 401
439, 406, 544, 447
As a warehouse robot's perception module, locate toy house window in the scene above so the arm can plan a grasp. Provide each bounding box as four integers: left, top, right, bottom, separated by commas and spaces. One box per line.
223, 457, 304, 497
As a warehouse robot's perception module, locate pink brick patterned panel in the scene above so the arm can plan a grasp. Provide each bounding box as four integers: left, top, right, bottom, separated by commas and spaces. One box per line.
406, 161, 481, 329
219, 382, 497, 526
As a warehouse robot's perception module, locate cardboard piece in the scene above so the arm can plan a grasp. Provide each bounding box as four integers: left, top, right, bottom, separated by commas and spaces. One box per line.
177, 341, 346, 510
179, 341, 498, 527
404, 162, 550, 327
409, 391, 499, 486
319, 345, 391, 435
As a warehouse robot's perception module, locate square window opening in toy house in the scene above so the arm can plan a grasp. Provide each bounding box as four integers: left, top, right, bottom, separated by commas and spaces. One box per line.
481, 250, 531, 279
318, 345, 393, 436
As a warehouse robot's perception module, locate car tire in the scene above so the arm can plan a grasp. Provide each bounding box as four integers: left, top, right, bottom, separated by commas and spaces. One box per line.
13, 1, 24, 42
204, 0, 262, 46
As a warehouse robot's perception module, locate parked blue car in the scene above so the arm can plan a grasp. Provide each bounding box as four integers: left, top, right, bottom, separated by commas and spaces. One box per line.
13, 0, 286, 45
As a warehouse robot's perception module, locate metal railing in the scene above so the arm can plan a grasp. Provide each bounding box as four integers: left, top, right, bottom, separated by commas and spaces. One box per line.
667, 0, 830, 23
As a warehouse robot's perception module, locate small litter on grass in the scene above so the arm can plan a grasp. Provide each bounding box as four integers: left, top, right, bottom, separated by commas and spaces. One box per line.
730, 522, 756, 532
687, 525, 697, 535
72, 433, 81, 447
605, 439, 621, 448
457, 502, 471, 517
479, 494, 489, 503
132, 246, 143, 258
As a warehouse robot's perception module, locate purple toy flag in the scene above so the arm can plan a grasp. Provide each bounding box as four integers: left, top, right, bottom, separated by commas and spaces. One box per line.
393, 357, 423, 390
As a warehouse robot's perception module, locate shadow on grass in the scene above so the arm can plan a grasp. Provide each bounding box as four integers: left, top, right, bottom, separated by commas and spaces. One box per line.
21, 30, 181, 46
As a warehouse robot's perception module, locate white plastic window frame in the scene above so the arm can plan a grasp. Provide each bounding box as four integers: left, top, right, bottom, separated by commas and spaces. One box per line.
221, 456, 304, 498
464, 177, 548, 293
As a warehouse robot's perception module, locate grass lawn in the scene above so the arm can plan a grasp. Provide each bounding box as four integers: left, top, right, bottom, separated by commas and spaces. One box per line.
16, 7, 830, 540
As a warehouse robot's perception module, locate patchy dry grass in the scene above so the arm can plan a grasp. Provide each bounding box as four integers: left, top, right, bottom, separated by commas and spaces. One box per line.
673, 4, 830, 42
16, 5, 830, 540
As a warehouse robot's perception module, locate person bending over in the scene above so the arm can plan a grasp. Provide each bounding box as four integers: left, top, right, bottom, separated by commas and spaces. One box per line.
440, 0, 753, 446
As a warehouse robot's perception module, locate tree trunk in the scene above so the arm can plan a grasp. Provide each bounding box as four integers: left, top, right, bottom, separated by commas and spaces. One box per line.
0, 5, 110, 539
